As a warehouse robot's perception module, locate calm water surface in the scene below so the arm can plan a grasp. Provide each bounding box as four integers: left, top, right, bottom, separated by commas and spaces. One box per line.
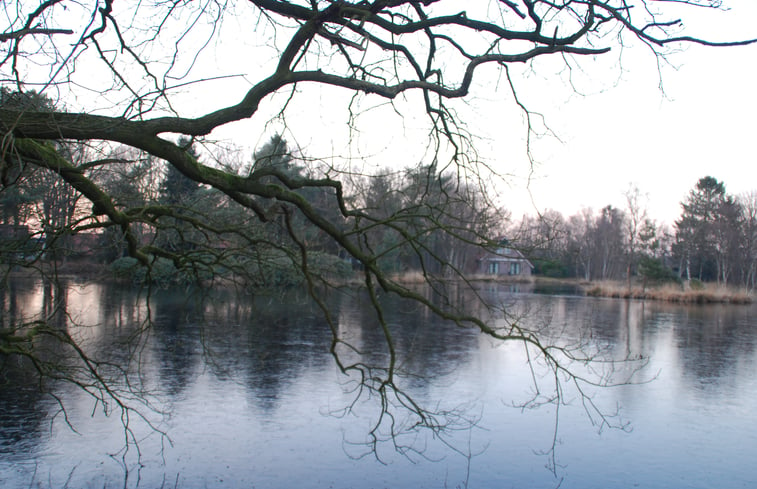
1, 280, 756, 488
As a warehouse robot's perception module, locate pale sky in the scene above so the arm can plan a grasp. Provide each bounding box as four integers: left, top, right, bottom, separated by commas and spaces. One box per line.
42, 1, 757, 227
504, 39, 757, 226
486, 2, 757, 225
202, 1, 757, 227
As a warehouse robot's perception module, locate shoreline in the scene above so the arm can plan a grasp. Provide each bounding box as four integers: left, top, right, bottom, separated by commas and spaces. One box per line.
582, 280, 753, 304
5, 262, 754, 304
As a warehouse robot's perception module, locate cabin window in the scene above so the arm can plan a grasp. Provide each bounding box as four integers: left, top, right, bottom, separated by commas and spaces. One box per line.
488, 262, 499, 275
509, 262, 520, 275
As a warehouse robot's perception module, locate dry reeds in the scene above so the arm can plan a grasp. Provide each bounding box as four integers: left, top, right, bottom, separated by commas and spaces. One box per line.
388, 271, 432, 284
584, 281, 753, 304
389, 272, 536, 285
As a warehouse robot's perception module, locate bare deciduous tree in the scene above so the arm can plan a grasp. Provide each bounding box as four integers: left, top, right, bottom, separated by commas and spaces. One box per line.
1, 0, 755, 459
624, 184, 649, 292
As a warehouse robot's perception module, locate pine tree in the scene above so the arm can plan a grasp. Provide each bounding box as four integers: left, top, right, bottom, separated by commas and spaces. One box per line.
674, 176, 735, 282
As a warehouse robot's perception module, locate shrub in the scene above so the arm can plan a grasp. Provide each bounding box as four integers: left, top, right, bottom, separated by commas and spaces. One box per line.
233, 250, 354, 288
638, 257, 680, 286
533, 258, 570, 278
688, 278, 705, 290
109, 256, 203, 286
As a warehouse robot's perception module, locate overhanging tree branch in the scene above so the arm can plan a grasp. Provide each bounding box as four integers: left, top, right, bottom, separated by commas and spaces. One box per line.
1, 0, 753, 464
0, 27, 74, 43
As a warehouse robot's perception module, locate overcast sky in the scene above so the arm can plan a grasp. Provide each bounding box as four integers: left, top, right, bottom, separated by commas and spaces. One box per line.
489, 2, 757, 225
73, 0, 755, 228
505, 41, 757, 226
218, 1, 757, 227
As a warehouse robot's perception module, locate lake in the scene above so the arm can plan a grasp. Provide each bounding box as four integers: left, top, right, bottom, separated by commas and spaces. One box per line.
1, 279, 756, 488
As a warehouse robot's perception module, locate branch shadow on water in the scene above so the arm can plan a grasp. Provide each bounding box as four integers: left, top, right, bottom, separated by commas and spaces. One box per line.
1, 277, 650, 488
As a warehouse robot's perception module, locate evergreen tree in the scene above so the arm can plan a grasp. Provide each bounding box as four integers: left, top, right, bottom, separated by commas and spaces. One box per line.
674, 176, 735, 282
249, 134, 298, 179
0, 88, 56, 225
156, 137, 204, 252
159, 137, 202, 206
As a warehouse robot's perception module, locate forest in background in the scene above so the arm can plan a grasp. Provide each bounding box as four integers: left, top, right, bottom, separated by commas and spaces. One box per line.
513, 176, 757, 289
0, 89, 496, 286
1, 91, 752, 291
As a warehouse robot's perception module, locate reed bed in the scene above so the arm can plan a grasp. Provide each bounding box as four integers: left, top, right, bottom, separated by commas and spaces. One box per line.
389, 272, 536, 284
584, 281, 753, 304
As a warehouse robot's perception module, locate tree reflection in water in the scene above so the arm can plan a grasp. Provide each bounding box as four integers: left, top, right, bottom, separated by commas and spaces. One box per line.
0, 279, 667, 488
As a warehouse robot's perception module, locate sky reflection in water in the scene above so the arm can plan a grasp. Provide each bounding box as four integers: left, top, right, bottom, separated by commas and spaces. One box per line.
1, 281, 756, 488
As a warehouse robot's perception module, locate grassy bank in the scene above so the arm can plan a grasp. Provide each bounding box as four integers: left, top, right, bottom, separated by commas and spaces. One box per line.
584, 281, 754, 304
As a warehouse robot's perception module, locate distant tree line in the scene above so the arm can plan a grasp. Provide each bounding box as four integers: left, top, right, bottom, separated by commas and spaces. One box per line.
0, 90, 750, 290
3, 97, 752, 293
512, 177, 757, 289
0, 91, 500, 285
